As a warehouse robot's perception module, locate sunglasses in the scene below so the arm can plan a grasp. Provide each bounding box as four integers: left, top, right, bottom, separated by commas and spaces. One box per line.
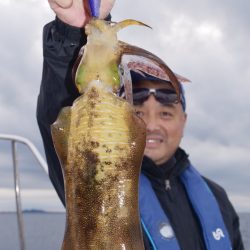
132, 88, 179, 105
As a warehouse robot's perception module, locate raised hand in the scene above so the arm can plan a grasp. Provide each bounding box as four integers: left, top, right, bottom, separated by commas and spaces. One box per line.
48, 0, 115, 28
48, 0, 91, 27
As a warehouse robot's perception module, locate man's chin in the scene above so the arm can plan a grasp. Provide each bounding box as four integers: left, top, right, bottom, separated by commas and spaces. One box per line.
144, 148, 172, 165
145, 141, 162, 149
144, 149, 159, 162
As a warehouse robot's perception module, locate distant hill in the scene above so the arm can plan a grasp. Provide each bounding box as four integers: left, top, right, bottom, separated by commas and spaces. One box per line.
0, 209, 64, 214
23, 209, 46, 213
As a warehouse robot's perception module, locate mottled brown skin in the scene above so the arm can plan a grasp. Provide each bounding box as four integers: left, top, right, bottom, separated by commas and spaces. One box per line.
51, 82, 146, 249
51, 18, 184, 250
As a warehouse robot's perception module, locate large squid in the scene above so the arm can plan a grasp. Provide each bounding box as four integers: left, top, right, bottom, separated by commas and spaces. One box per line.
51, 1, 189, 250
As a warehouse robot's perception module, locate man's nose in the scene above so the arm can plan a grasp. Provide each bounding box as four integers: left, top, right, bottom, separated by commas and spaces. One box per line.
144, 113, 159, 132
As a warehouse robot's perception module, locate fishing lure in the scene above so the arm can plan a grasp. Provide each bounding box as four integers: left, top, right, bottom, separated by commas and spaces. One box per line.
89, 0, 115, 18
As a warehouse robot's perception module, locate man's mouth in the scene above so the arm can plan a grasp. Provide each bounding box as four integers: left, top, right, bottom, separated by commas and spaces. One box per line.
145, 136, 163, 148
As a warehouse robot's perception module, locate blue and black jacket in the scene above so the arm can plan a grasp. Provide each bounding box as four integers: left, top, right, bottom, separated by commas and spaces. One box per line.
140, 152, 243, 249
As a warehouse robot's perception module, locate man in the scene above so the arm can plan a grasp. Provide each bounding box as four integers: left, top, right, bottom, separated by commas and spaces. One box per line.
125, 72, 243, 249
37, 0, 244, 249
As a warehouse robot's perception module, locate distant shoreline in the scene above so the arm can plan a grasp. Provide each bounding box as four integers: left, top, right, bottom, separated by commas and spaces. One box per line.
1, 210, 249, 214
0, 210, 65, 214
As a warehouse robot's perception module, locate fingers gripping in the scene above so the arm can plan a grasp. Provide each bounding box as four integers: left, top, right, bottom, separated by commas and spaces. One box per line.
50, 0, 73, 8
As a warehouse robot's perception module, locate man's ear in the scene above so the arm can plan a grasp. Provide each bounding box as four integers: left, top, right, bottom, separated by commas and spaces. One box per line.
181, 112, 187, 138
184, 112, 187, 123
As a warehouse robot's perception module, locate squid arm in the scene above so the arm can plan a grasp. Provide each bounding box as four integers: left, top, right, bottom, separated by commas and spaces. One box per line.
73, 18, 190, 105
118, 41, 190, 104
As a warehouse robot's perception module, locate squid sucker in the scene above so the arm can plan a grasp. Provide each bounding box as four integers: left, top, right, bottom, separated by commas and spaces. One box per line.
51, 18, 185, 250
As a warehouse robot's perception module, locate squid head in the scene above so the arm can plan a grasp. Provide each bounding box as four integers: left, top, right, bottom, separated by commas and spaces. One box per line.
74, 18, 190, 103
74, 19, 150, 94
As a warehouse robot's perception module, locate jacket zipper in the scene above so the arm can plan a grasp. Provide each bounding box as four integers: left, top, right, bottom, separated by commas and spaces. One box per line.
165, 179, 171, 190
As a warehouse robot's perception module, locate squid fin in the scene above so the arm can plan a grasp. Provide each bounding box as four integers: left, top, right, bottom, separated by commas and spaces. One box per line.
51, 107, 71, 168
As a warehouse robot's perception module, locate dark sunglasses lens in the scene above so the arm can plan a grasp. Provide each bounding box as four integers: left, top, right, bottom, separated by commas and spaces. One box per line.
133, 88, 150, 105
132, 88, 178, 105
155, 89, 178, 104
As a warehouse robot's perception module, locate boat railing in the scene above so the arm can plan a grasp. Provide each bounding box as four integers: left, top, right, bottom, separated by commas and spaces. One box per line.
0, 134, 48, 250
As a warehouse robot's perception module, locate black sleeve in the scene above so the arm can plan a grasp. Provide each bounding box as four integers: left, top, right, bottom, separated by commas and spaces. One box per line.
36, 17, 87, 206
231, 207, 245, 250
205, 178, 245, 250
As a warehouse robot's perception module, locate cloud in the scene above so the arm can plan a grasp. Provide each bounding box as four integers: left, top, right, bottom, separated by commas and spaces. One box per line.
0, 1, 53, 147
0, 0, 249, 212
229, 194, 250, 213
114, 0, 250, 200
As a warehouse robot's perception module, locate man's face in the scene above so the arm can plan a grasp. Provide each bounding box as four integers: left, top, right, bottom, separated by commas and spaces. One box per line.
134, 80, 187, 165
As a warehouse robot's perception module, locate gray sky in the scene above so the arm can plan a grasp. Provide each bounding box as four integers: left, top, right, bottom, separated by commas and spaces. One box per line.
0, 0, 249, 212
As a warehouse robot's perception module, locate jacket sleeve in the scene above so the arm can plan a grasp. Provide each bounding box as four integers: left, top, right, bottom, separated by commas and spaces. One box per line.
206, 178, 245, 250
231, 207, 245, 250
36, 17, 87, 206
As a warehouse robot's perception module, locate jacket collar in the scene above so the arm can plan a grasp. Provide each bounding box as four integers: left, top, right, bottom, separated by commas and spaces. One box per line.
141, 148, 190, 181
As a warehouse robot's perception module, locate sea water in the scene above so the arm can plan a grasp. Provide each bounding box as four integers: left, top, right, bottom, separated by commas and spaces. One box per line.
0, 212, 65, 250
0, 212, 249, 250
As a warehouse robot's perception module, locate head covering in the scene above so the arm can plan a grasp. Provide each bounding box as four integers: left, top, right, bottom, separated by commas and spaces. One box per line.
130, 71, 186, 111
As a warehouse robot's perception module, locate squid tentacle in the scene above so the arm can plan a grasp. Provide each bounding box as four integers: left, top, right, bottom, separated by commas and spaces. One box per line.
118, 41, 183, 100
72, 19, 190, 103
119, 63, 133, 105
